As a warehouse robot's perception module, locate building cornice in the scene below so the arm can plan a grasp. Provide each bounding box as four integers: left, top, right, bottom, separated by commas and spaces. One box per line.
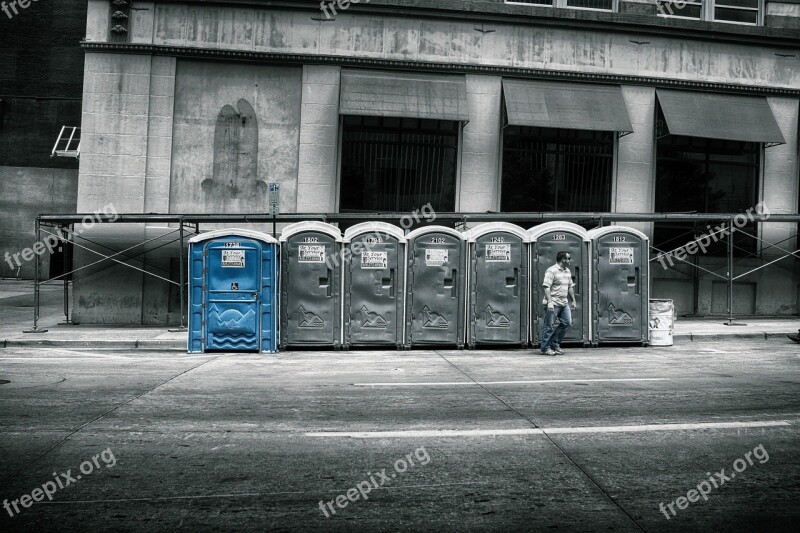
80, 42, 800, 97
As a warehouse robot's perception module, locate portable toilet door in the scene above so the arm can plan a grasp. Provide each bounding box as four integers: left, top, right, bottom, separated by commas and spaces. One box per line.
405, 225, 466, 349
280, 222, 342, 349
528, 222, 591, 347
588, 225, 649, 345
187, 229, 279, 353
343, 222, 406, 349
464, 222, 528, 348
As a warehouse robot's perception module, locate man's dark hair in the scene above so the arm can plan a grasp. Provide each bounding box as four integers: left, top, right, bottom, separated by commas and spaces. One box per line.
556, 251, 569, 262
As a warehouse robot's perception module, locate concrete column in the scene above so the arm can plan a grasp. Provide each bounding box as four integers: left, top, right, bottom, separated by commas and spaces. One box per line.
297, 65, 341, 213
85, 0, 109, 42
74, 53, 154, 324
614, 86, 656, 238
144, 57, 176, 214
459, 75, 502, 212
131, 1, 156, 44
762, 97, 799, 259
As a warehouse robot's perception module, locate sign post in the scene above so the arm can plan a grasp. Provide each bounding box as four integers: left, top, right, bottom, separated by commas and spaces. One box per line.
268, 183, 280, 238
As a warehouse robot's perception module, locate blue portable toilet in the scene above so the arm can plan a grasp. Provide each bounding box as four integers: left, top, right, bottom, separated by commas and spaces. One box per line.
188, 229, 279, 353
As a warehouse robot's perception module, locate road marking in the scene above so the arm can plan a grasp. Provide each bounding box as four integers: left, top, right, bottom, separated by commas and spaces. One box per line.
352, 378, 671, 387
306, 420, 789, 438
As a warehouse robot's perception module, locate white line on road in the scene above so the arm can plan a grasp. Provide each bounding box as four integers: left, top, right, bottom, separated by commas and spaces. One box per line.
352, 378, 672, 386
305, 420, 790, 438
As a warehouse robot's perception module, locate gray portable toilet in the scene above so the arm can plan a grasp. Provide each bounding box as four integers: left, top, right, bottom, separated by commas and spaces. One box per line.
405, 225, 466, 349
187, 229, 279, 353
280, 222, 342, 349
464, 222, 528, 348
528, 222, 591, 348
343, 222, 406, 350
587, 225, 649, 345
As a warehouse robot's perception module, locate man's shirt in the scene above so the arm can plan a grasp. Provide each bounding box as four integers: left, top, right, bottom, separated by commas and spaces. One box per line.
542, 263, 574, 307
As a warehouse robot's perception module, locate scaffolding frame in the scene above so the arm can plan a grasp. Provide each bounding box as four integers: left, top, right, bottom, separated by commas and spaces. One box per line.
23, 211, 800, 333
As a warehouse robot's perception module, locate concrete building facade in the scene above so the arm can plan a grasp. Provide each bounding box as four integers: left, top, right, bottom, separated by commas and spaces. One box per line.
0, 0, 87, 280
73, 0, 800, 323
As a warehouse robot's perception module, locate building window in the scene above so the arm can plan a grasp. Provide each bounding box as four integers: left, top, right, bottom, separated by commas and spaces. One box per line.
713, 0, 760, 24
501, 126, 614, 212
656, 0, 703, 19
654, 135, 760, 258
657, 0, 761, 25
505, 0, 614, 11
339, 116, 459, 214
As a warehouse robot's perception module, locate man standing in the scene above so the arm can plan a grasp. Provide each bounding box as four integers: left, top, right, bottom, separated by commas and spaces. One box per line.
540, 251, 577, 356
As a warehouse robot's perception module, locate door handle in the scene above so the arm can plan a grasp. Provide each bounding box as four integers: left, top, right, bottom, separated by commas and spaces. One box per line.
442, 269, 457, 298
573, 266, 579, 295
320, 269, 332, 297
382, 268, 395, 297
506, 268, 518, 297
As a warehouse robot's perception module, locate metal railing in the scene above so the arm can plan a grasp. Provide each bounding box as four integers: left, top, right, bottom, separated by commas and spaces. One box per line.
23, 211, 800, 333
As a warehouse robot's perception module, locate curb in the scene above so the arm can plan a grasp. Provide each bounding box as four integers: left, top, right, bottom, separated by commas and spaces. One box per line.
3, 333, 796, 349
2, 339, 185, 350
674, 332, 797, 342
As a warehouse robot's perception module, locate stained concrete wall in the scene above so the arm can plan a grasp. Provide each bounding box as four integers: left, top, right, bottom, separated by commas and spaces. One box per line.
170, 61, 302, 215
0, 167, 78, 279
146, 6, 800, 91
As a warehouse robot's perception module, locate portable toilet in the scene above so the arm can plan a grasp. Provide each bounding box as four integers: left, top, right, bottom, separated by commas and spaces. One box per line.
188, 229, 279, 353
343, 222, 406, 349
528, 222, 591, 348
588, 225, 649, 345
405, 225, 466, 349
464, 222, 528, 348
280, 222, 342, 349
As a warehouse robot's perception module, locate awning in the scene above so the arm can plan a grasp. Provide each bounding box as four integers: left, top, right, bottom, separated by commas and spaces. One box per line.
656, 89, 785, 145
502, 79, 633, 134
339, 70, 469, 122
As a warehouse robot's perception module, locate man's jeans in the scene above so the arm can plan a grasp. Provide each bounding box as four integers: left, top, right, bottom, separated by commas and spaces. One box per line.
540, 304, 572, 352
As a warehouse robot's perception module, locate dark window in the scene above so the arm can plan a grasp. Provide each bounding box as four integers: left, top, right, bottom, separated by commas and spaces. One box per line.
339, 116, 459, 213
501, 126, 614, 212
656, 0, 703, 19
714, 0, 759, 24
567, 0, 613, 9
654, 135, 760, 257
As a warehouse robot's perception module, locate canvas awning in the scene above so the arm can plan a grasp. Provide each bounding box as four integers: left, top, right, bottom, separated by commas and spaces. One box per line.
502, 79, 633, 134
340, 70, 469, 122
656, 89, 785, 145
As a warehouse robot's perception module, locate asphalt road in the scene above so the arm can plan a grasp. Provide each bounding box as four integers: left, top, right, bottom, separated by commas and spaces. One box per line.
0, 339, 798, 531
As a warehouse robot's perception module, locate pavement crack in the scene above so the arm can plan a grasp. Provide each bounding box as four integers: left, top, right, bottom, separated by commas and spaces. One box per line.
433, 350, 647, 533
12, 354, 221, 477
433, 350, 540, 429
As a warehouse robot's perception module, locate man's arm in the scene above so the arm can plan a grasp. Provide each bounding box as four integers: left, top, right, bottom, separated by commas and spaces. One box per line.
568, 286, 576, 309
544, 287, 553, 310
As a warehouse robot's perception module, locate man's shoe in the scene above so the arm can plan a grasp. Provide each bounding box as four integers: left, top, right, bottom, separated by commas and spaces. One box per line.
552, 346, 565, 355
541, 349, 556, 356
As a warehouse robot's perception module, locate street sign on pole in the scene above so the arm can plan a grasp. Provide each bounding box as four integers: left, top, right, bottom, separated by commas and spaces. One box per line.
268, 183, 280, 215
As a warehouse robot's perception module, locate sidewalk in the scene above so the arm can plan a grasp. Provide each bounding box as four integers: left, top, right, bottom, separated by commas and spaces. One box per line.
1, 279, 798, 350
